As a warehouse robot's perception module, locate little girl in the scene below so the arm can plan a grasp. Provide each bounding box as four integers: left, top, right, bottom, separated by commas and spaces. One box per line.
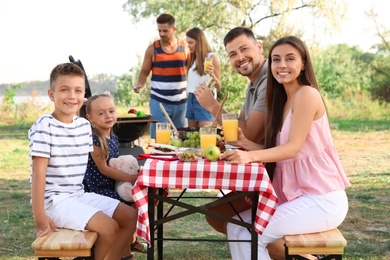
83, 93, 146, 258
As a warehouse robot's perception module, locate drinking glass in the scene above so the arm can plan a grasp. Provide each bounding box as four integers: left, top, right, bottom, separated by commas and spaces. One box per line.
222, 113, 238, 142
156, 123, 171, 144
204, 56, 213, 71
200, 127, 217, 152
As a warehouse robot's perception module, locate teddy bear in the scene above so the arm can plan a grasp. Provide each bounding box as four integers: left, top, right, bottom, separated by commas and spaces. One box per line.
109, 154, 140, 202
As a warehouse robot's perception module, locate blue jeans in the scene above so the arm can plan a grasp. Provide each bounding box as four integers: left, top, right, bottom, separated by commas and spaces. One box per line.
186, 93, 214, 122
149, 98, 188, 138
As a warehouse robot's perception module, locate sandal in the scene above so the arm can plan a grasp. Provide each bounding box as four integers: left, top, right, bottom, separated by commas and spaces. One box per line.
121, 254, 134, 260
130, 238, 148, 254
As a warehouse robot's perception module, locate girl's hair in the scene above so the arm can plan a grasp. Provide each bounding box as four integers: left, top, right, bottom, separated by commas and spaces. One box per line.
264, 36, 319, 179
186, 27, 212, 76
85, 93, 114, 161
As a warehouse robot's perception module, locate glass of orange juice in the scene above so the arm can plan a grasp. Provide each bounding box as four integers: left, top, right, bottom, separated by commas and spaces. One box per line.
204, 56, 213, 71
200, 127, 217, 152
156, 123, 171, 144
222, 113, 238, 142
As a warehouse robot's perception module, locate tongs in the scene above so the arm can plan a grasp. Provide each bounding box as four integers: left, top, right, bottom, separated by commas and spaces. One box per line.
159, 103, 179, 138
205, 77, 216, 89
212, 93, 228, 128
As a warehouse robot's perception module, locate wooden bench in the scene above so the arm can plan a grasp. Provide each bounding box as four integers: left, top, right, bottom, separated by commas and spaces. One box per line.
284, 228, 347, 260
32, 228, 98, 259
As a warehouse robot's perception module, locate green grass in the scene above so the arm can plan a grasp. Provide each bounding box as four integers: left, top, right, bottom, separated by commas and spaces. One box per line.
330, 119, 390, 132
1, 131, 389, 259
0, 98, 389, 259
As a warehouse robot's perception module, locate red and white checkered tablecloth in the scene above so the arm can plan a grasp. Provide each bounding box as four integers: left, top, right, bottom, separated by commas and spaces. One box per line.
132, 158, 278, 245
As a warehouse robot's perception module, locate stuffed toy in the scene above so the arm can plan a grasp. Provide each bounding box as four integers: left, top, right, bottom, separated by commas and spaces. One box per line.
109, 155, 140, 202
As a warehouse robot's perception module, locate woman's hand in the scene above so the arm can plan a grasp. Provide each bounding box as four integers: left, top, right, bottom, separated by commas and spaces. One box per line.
205, 63, 215, 78
220, 149, 253, 164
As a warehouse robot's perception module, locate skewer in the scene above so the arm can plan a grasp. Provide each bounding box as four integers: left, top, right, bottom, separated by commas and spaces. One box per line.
212, 93, 228, 128
159, 103, 178, 137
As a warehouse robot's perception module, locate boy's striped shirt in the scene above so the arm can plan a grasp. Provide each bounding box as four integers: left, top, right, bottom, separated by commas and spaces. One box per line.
29, 114, 93, 209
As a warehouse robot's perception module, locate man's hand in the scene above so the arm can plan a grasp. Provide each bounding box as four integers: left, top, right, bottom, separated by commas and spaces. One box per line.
133, 85, 141, 94
194, 84, 218, 112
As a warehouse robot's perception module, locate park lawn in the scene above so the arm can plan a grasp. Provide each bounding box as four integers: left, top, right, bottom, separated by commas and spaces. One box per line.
0, 126, 389, 259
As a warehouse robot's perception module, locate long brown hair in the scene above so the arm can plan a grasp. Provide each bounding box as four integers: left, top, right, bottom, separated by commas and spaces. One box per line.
186, 27, 212, 76
264, 36, 319, 179
85, 93, 113, 161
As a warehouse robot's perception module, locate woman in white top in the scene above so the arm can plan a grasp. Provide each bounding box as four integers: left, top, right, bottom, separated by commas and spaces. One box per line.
185, 27, 221, 127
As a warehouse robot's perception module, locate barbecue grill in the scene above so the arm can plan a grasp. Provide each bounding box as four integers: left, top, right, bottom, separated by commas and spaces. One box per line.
69, 55, 156, 160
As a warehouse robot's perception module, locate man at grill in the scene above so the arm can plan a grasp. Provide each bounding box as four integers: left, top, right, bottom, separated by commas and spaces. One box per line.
133, 13, 190, 139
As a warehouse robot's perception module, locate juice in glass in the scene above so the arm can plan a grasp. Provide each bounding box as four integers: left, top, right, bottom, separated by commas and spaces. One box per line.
200, 134, 217, 151
204, 60, 212, 70
204, 56, 212, 71
222, 113, 238, 142
200, 127, 217, 152
156, 123, 171, 144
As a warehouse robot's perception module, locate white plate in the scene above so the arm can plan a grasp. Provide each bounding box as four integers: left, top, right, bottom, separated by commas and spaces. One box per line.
225, 144, 239, 149
147, 142, 178, 154
148, 148, 177, 155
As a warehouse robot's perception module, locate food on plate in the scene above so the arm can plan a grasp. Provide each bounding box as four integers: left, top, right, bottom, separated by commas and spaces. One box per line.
136, 111, 145, 117
128, 108, 137, 114
204, 145, 221, 162
148, 142, 177, 154
216, 138, 226, 153
177, 127, 225, 152
168, 139, 182, 148
176, 148, 201, 162
127, 108, 146, 117
180, 129, 200, 148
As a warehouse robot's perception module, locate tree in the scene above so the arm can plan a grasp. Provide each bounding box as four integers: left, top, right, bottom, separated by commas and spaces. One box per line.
1, 84, 22, 112
121, 0, 348, 107
313, 44, 372, 99
119, 0, 352, 110
114, 56, 150, 108
366, 9, 390, 102
123, 0, 348, 54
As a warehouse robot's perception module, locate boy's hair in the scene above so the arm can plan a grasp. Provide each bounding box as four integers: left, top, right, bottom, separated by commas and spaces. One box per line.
223, 27, 257, 47
50, 63, 85, 89
86, 93, 114, 160
156, 13, 175, 26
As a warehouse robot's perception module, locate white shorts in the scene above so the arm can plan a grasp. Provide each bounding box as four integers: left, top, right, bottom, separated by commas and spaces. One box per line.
46, 192, 120, 231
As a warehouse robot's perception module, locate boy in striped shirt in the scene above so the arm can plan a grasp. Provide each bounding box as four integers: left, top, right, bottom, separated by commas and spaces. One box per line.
29, 63, 137, 260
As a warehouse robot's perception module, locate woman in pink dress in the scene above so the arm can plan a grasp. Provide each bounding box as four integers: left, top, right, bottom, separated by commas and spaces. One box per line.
221, 36, 351, 260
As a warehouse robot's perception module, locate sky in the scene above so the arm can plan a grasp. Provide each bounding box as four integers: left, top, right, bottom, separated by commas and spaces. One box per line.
0, 0, 388, 84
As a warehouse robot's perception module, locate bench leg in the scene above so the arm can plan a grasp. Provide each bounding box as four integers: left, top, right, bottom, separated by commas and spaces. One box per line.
284, 244, 293, 260
319, 255, 342, 260
37, 246, 95, 260
284, 253, 343, 260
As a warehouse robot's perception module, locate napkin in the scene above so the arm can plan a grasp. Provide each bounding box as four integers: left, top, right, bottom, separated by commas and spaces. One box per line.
138, 154, 178, 161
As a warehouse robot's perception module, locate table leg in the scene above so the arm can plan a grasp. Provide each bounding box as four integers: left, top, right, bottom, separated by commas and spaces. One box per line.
147, 188, 260, 259
251, 192, 259, 260
157, 188, 164, 260
148, 188, 155, 260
